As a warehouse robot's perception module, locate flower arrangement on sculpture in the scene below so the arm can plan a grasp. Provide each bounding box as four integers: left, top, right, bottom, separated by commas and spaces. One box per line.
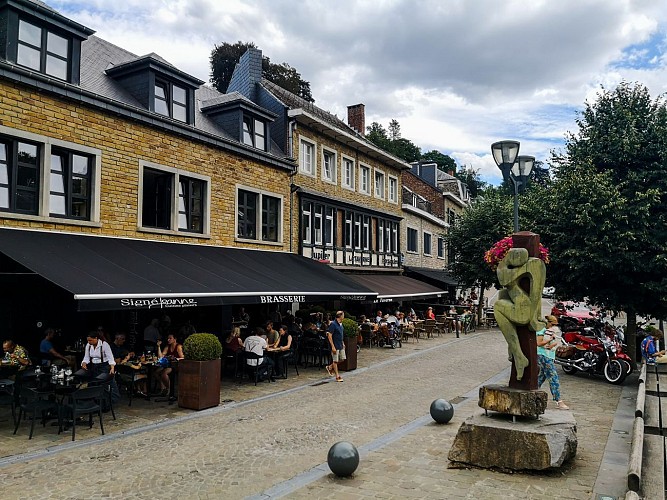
484, 236, 550, 271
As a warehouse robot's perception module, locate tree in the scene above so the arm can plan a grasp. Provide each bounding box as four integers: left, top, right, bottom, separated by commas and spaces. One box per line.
390, 138, 421, 162
532, 82, 667, 360
421, 150, 457, 173
446, 188, 514, 322
366, 122, 390, 150
388, 119, 401, 141
530, 160, 551, 188
455, 165, 487, 199
365, 120, 421, 162
209, 42, 314, 102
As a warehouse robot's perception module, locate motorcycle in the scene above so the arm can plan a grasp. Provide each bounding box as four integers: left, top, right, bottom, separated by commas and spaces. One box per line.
554, 328, 627, 384
602, 323, 634, 376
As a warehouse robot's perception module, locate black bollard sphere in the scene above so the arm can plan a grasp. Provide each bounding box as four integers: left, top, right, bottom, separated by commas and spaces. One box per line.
430, 398, 454, 424
327, 441, 360, 477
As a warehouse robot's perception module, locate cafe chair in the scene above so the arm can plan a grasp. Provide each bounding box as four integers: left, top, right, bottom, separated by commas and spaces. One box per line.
13, 385, 60, 440
115, 364, 138, 406
60, 385, 105, 441
0, 379, 16, 426
89, 373, 117, 421
244, 351, 271, 386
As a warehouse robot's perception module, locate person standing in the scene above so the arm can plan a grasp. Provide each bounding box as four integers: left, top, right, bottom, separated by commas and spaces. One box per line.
81, 331, 116, 378
325, 311, 346, 382
536, 315, 569, 409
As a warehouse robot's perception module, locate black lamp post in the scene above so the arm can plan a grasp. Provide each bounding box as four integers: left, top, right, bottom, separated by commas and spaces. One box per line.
491, 141, 534, 232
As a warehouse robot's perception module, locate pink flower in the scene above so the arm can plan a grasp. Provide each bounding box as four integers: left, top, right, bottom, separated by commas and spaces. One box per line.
485, 236, 549, 271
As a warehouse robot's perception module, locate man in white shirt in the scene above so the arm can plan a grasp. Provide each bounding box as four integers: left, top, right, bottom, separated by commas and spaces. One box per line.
81, 330, 116, 378
243, 331, 275, 381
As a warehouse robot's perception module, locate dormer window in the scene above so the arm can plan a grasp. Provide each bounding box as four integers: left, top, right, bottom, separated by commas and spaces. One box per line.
242, 116, 266, 150
17, 20, 69, 81
154, 81, 187, 122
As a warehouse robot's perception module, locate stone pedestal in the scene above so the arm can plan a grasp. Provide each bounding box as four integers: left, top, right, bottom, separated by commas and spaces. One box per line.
448, 410, 577, 471
479, 384, 547, 418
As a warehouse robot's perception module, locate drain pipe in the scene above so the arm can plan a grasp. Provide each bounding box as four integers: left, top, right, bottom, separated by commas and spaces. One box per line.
288, 119, 298, 253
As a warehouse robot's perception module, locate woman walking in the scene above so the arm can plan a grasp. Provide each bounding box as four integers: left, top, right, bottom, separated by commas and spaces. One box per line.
536, 315, 569, 410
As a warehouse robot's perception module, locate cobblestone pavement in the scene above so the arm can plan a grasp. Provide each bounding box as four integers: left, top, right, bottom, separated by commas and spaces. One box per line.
0, 329, 629, 499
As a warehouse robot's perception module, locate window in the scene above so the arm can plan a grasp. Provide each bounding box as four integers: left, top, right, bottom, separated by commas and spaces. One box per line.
142, 168, 173, 230
154, 81, 188, 122
17, 20, 69, 81
438, 237, 444, 258
388, 176, 398, 203
302, 202, 312, 244
178, 176, 205, 233
374, 170, 385, 199
0, 139, 39, 215
378, 220, 384, 252
300, 139, 315, 175
391, 223, 398, 253
354, 214, 362, 249
423, 233, 432, 256
362, 216, 370, 250
448, 208, 456, 226
322, 149, 336, 183
344, 212, 353, 248
359, 165, 370, 194
407, 228, 418, 253
50, 148, 92, 219
242, 117, 266, 151
237, 188, 281, 243
342, 157, 355, 189
325, 207, 334, 246
140, 163, 208, 234
314, 204, 323, 245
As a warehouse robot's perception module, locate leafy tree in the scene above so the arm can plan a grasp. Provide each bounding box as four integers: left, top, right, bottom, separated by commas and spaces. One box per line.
366, 122, 390, 150
391, 138, 421, 162
209, 41, 314, 101
533, 82, 667, 360
422, 150, 457, 172
456, 165, 487, 199
530, 160, 551, 188
388, 119, 401, 141
446, 188, 513, 322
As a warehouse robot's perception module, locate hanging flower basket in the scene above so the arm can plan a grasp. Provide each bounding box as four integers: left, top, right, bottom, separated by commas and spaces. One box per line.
484, 236, 550, 271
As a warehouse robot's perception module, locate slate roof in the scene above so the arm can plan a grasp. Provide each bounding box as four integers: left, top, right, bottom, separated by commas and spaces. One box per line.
78, 35, 286, 158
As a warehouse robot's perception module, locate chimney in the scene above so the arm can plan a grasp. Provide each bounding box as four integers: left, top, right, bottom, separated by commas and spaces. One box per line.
347, 104, 365, 136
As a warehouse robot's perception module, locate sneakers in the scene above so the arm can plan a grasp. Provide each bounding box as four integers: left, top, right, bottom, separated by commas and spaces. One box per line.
325, 365, 334, 377
556, 400, 570, 410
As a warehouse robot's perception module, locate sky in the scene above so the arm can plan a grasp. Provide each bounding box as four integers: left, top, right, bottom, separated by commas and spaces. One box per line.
49, 0, 667, 184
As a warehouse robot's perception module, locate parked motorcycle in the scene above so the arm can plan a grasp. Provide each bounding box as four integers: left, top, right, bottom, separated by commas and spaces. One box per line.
554, 328, 627, 384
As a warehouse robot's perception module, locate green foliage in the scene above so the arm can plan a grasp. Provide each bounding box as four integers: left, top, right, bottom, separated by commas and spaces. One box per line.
341, 318, 359, 338
183, 333, 223, 361
531, 82, 667, 360
455, 165, 487, 198
209, 41, 313, 102
365, 120, 425, 163
422, 150, 457, 172
446, 187, 513, 290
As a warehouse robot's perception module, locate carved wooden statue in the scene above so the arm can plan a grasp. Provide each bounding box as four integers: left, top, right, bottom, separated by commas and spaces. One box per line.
494, 239, 546, 383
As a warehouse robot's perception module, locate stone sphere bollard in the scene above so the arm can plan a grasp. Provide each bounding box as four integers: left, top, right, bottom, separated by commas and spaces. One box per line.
327, 441, 360, 477
430, 398, 454, 424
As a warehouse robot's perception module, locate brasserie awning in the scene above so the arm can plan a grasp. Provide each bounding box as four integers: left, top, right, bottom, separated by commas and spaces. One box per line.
346, 274, 445, 302
403, 266, 458, 290
0, 228, 377, 311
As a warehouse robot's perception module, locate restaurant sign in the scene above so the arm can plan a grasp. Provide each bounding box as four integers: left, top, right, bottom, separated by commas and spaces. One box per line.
259, 295, 306, 303
120, 297, 199, 309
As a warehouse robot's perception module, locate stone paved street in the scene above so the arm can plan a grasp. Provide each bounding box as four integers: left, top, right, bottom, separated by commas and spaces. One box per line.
0, 329, 631, 499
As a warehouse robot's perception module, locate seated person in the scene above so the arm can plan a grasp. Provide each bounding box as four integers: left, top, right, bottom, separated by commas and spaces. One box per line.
408, 307, 417, 321
375, 310, 383, 324
39, 328, 70, 367
270, 325, 293, 377
397, 312, 414, 332
111, 332, 133, 364
155, 334, 184, 396
243, 330, 275, 380
2, 339, 31, 371
264, 321, 280, 348
448, 306, 462, 334
425, 307, 436, 320
224, 327, 244, 353
642, 330, 667, 364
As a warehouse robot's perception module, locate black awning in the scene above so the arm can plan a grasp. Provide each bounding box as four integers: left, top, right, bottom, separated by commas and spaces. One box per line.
346, 274, 445, 302
0, 228, 377, 311
404, 267, 458, 290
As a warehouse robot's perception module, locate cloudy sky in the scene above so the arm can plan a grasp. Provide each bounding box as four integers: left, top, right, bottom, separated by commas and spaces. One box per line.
50, 0, 667, 184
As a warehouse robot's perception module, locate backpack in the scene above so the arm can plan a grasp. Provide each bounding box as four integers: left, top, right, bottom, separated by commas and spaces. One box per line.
641, 336, 654, 362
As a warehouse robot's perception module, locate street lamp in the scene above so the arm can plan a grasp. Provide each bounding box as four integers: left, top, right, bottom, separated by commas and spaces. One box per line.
491, 141, 534, 232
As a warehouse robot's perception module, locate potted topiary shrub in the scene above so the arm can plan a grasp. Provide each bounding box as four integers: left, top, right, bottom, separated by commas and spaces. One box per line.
338, 317, 359, 371
178, 333, 222, 410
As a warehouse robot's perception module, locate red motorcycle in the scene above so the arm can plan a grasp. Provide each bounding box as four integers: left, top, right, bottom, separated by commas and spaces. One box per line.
554, 327, 627, 384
